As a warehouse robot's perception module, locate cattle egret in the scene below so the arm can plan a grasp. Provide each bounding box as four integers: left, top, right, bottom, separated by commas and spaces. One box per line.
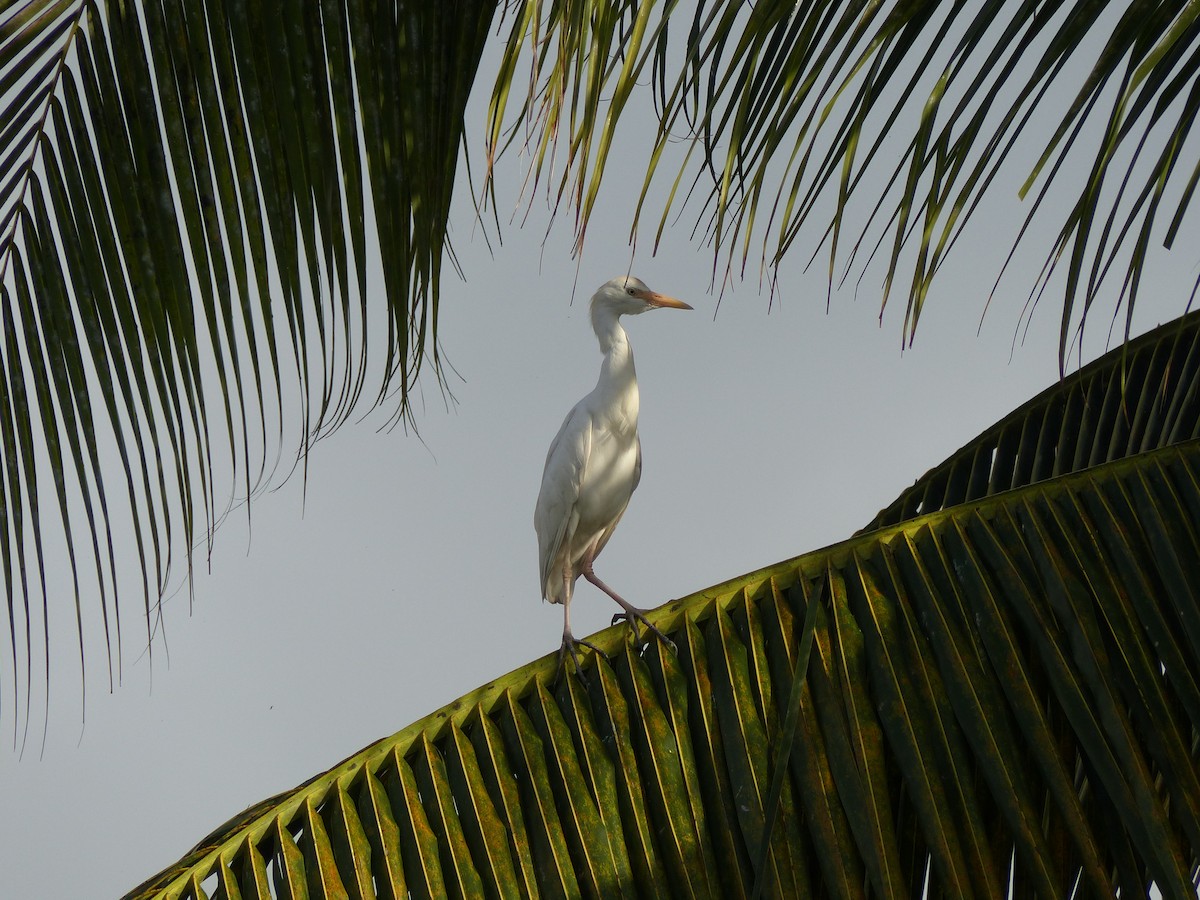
534, 275, 692, 674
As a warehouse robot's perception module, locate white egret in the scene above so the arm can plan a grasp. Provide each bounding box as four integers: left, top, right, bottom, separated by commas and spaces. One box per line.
535, 275, 692, 673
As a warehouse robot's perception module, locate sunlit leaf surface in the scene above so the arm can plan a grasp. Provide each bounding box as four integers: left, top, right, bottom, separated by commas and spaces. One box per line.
123, 317, 1200, 899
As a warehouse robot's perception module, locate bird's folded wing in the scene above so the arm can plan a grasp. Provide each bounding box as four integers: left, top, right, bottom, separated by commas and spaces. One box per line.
535, 403, 592, 597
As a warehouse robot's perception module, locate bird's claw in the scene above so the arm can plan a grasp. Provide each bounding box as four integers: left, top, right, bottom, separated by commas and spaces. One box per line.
557, 635, 609, 682
612, 610, 677, 655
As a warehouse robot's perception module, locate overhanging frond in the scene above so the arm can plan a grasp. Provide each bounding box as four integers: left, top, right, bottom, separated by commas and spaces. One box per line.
0, 1, 494, 739
487, 1, 1200, 350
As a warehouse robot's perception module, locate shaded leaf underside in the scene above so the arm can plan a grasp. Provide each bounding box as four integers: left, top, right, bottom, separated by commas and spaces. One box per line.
0, 0, 494, 740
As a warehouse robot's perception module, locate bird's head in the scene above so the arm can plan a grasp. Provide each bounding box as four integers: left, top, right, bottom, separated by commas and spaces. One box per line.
591, 275, 693, 318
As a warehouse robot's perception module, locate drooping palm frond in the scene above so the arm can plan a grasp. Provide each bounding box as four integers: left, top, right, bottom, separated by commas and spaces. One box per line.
123, 318, 1200, 899
4, 0, 1198, 748
488, 1, 1200, 350
0, 0, 493, 735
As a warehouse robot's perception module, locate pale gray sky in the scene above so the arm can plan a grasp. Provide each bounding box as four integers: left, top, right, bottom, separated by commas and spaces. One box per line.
2, 9, 1196, 897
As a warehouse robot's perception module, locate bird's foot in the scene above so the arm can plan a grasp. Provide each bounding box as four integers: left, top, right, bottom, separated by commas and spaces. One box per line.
611, 608, 677, 655
557, 633, 608, 682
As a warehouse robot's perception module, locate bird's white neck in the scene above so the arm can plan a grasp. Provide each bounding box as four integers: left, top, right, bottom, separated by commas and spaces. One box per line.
591, 305, 638, 401
591, 302, 629, 353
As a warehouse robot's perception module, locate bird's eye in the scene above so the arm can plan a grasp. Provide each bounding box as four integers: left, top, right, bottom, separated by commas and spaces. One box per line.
626, 287, 636, 295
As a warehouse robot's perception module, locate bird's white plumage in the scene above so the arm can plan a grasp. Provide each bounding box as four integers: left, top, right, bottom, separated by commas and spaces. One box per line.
535, 382, 641, 603
534, 275, 690, 656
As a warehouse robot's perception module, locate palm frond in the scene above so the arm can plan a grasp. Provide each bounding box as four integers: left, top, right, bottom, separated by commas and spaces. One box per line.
487, 1, 1200, 348
123, 313, 1200, 898
864, 309, 1200, 532
123, 436, 1200, 899
0, 0, 494, 737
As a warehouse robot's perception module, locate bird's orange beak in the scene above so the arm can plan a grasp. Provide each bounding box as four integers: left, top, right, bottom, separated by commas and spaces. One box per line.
640, 290, 693, 310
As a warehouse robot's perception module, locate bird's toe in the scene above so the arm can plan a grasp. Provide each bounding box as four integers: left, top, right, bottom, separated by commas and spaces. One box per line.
613, 610, 676, 654
556, 633, 608, 682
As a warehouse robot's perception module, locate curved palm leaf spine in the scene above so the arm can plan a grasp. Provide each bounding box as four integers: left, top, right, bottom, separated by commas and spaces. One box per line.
124, 433, 1200, 898
0, 1, 494, 739
863, 308, 1200, 532
487, 1, 1200, 348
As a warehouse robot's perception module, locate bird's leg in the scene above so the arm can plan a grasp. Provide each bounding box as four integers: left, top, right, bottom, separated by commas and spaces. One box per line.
579, 561, 677, 654
558, 567, 606, 681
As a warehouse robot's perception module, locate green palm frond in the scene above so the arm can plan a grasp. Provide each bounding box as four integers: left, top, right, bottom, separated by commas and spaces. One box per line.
4, 0, 1199, 774
124, 319, 1200, 899
121, 442, 1200, 899
864, 309, 1200, 532
488, 1, 1200, 349
0, 1, 492, 731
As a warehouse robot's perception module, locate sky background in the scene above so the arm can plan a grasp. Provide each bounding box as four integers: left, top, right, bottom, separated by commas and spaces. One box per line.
2, 7, 1198, 898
